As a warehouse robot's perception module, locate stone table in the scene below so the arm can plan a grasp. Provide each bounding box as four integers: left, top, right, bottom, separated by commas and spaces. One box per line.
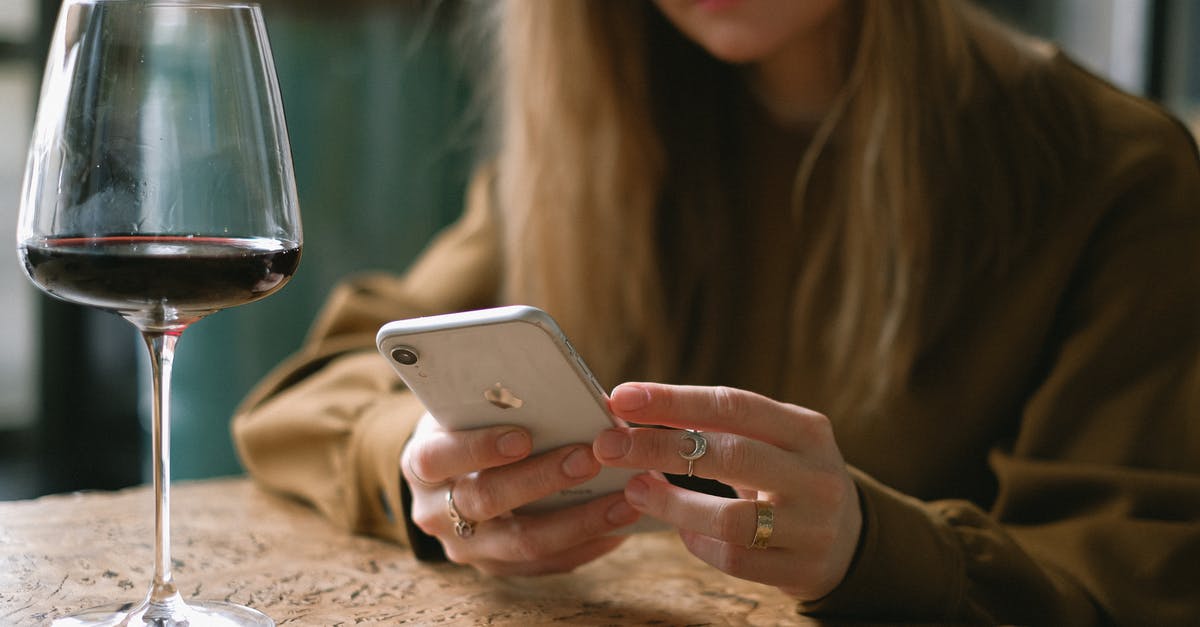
0, 477, 833, 625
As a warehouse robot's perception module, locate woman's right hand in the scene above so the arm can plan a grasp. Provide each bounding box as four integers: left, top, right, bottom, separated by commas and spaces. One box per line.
400, 411, 640, 575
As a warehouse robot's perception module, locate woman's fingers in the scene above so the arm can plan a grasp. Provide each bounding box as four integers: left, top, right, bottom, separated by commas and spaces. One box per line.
401, 413, 640, 577
598, 383, 863, 600
446, 445, 602, 522
623, 472, 860, 599
440, 492, 639, 570
620, 473, 850, 551
410, 444, 602, 530
623, 475, 765, 546
594, 427, 794, 492
403, 418, 532, 488
609, 382, 831, 452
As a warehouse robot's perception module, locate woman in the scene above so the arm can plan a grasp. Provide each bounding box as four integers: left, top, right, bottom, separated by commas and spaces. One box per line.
233, 0, 1200, 624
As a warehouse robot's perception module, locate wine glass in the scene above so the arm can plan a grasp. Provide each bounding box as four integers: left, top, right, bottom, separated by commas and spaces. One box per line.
16, 1, 300, 625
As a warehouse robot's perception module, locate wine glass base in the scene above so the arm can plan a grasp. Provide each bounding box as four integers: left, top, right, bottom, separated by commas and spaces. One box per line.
51, 600, 274, 626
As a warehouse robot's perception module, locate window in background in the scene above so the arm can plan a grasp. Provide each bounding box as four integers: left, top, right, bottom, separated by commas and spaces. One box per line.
1161, 0, 1200, 136
987, 0, 1199, 136
0, 0, 142, 502
1054, 0, 1155, 95
0, 0, 40, 498
986, 0, 1156, 94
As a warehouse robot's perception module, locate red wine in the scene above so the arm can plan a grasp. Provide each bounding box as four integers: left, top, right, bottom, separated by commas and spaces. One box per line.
20, 235, 301, 330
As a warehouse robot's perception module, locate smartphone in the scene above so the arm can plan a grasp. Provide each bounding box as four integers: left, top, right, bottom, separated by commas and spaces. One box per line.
376, 305, 658, 526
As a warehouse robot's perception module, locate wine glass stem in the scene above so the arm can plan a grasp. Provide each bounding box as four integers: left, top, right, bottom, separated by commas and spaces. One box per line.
142, 330, 183, 612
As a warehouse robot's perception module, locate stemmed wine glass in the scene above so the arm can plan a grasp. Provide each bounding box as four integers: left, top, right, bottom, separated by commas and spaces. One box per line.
17, 1, 301, 625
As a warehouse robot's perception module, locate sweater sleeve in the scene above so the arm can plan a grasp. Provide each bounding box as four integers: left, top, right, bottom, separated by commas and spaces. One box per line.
231, 167, 502, 545
803, 107, 1200, 624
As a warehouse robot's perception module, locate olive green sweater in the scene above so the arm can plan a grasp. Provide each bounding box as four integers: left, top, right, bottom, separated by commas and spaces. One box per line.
233, 50, 1200, 625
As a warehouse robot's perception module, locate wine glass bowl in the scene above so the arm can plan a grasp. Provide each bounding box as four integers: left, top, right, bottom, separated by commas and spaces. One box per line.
19, 0, 301, 335
21, 234, 301, 332
17, 1, 300, 624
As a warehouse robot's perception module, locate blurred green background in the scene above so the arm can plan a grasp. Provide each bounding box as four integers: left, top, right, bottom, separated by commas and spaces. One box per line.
166, 1, 479, 480
0, 0, 480, 497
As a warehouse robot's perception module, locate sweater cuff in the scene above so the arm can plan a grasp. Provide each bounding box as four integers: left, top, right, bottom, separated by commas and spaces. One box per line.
798, 467, 965, 621
399, 472, 449, 562
349, 389, 427, 545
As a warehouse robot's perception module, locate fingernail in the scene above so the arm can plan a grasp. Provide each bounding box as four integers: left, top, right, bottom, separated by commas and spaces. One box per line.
610, 384, 650, 412
496, 430, 530, 458
593, 430, 630, 461
625, 476, 648, 507
562, 447, 599, 479
606, 500, 639, 525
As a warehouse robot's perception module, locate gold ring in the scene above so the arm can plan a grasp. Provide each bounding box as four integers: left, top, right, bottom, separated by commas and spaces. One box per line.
679, 430, 707, 477
446, 484, 476, 539
748, 500, 773, 549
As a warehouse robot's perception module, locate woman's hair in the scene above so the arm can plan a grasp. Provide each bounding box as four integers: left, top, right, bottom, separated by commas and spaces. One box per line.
488, 0, 1088, 417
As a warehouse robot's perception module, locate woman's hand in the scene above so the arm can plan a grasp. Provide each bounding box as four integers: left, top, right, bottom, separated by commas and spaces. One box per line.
594, 382, 862, 600
401, 412, 640, 575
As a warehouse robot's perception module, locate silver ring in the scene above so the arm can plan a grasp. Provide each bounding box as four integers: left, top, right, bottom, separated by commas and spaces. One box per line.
679, 430, 708, 477
748, 500, 773, 549
446, 484, 476, 539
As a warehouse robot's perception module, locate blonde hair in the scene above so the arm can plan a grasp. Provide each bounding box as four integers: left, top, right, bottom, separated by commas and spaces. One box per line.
491, 0, 1087, 417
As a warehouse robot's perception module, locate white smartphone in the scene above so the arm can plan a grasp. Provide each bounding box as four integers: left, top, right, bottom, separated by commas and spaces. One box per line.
376, 305, 660, 528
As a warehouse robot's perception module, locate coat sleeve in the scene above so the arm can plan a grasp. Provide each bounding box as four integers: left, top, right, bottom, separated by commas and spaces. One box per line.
802, 112, 1200, 624
231, 167, 502, 544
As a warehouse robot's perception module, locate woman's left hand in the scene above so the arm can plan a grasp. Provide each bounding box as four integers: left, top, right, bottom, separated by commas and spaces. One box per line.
593, 382, 862, 601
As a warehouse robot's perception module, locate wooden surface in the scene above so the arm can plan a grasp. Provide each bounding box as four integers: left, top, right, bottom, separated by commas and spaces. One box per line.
0, 477, 823, 625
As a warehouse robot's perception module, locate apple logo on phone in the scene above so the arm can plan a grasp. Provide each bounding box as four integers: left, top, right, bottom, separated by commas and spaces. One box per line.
485, 382, 525, 410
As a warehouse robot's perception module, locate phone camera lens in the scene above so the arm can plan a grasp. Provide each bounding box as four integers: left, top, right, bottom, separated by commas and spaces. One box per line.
391, 347, 419, 365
